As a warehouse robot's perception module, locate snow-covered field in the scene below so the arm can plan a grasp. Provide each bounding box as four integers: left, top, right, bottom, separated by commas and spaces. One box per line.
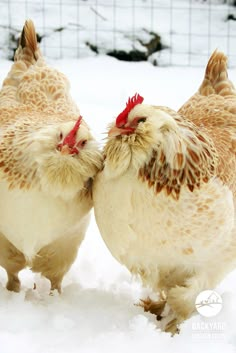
0, 55, 236, 353
1, 0, 236, 66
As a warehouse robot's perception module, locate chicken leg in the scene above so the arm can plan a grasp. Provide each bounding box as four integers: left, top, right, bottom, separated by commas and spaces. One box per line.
31, 233, 84, 293
0, 232, 26, 292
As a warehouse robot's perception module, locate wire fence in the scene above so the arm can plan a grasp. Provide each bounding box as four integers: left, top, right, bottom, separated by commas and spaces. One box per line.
0, 0, 236, 66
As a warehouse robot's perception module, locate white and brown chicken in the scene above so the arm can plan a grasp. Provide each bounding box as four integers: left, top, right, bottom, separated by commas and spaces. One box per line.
0, 20, 102, 293
93, 50, 236, 333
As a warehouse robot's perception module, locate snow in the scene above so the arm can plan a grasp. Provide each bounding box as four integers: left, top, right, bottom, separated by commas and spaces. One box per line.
1, 0, 236, 66
0, 56, 236, 352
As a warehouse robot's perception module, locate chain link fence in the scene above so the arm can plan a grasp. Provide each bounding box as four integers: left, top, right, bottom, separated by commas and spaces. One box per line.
0, 0, 236, 66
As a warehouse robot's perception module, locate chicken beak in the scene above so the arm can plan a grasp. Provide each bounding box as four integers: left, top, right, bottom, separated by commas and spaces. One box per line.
59, 144, 79, 155
108, 126, 134, 137
60, 145, 71, 155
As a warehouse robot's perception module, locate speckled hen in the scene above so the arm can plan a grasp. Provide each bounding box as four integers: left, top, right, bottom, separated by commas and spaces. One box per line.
0, 20, 102, 293
93, 50, 236, 334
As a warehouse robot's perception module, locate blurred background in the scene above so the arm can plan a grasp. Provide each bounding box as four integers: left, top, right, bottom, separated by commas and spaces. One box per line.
0, 0, 236, 66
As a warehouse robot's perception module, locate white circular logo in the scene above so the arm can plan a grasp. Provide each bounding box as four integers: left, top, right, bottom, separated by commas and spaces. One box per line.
195, 290, 223, 317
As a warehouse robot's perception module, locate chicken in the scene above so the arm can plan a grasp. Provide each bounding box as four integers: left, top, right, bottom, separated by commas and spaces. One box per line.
0, 20, 102, 293
93, 50, 236, 334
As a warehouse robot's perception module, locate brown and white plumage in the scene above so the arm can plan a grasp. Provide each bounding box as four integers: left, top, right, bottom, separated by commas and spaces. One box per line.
93, 51, 236, 333
178, 50, 236, 197
0, 20, 102, 293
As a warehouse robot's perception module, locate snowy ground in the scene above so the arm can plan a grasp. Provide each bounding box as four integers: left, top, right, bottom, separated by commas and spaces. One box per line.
1, 0, 236, 66
0, 56, 236, 352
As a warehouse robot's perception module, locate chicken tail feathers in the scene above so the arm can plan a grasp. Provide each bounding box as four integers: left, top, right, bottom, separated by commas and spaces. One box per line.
1, 20, 43, 100
14, 20, 41, 66
198, 50, 236, 97
20, 20, 37, 53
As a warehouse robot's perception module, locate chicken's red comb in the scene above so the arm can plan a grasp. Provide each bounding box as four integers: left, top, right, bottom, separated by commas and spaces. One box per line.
116, 93, 144, 128
62, 116, 82, 147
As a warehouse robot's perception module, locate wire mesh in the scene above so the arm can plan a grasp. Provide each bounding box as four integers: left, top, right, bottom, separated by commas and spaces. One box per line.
0, 0, 236, 66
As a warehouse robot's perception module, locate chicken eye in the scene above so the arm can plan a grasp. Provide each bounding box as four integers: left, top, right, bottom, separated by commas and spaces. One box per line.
59, 132, 63, 140
137, 117, 147, 124
81, 140, 87, 147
